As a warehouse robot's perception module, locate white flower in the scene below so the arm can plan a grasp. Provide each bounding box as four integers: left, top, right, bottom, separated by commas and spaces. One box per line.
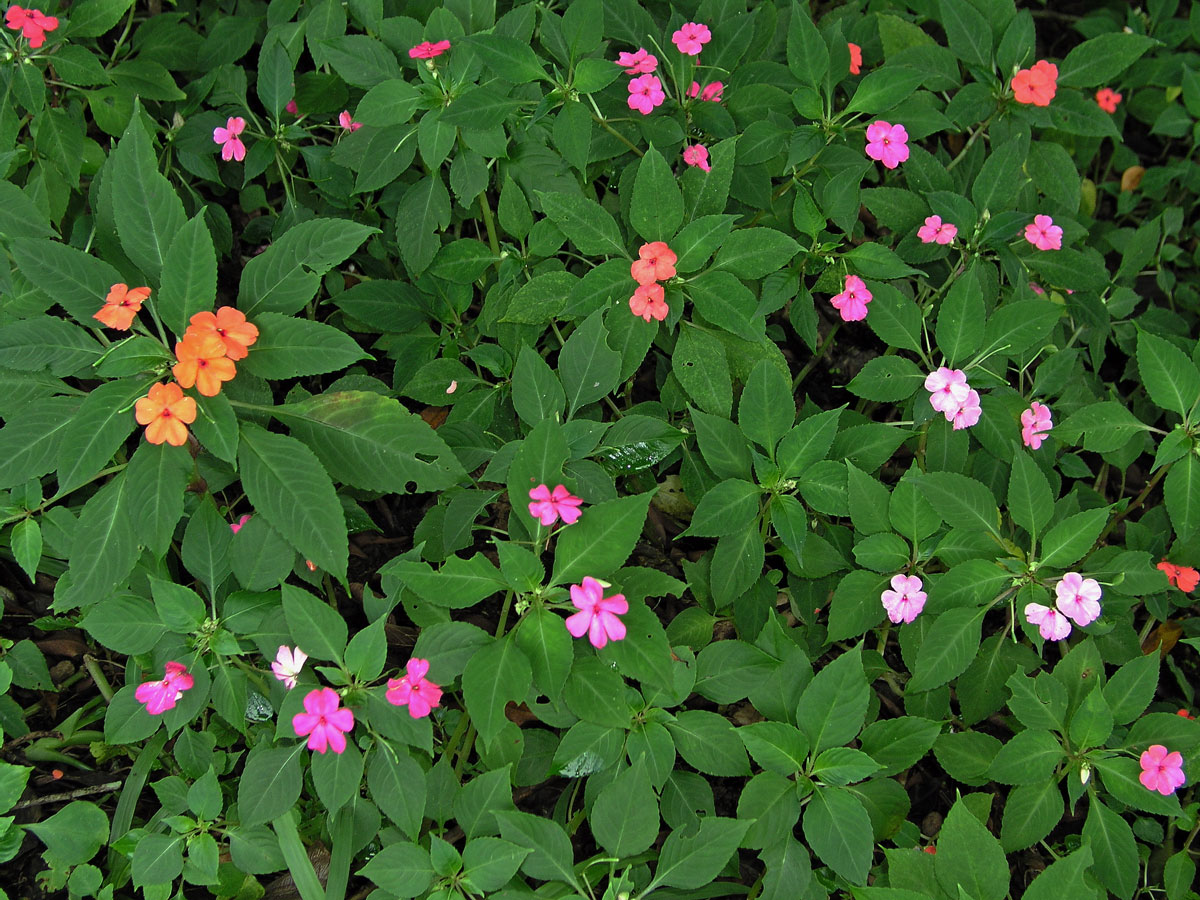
271, 645, 308, 689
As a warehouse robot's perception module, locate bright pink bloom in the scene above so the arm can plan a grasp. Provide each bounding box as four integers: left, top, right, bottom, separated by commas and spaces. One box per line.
687, 81, 724, 102
1021, 401, 1053, 449
1055, 572, 1102, 627
924, 367, 970, 415
1095, 87, 1122, 114
285, 99, 298, 115
565, 577, 628, 649
271, 645, 307, 690
683, 144, 711, 172
671, 22, 711, 56
881, 574, 926, 624
528, 484, 584, 526
409, 40, 451, 59
848, 42, 862, 75
615, 48, 657, 75
230, 514, 251, 534
951, 389, 981, 430
213, 117, 247, 162
627, 74, 665, 115
630, 283, 668, 321
1011, 60, 1058, 107
338, 111, 362, 132
917, 215, 957, 245
386, 658, 443, 719
830, 274, 872, 322
865, 120, 909, 170
1024, 215, 1062, 251
5, 5, 58, 48
1025, 603, 1072, 641
631, 241, 677, 285
1139, 745, 1186, 795
292, 687, 354, 754
135, 662, 194, 715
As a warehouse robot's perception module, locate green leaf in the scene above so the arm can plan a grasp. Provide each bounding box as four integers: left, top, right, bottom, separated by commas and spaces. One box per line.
846, 356, 925, 402
710, 529, 767, 607
739, 721, 810, 775
500, 271, 576, 325
811, 747, 882, 785
67, 0, 134, 38
131, 833, 184, 888
320, 35, 402, 87
653, 817, 750, 890
388, 554, 506, 610
1008, 452, 1053, 539
56, 378, 147, 495
673, 215, 737, 273
1038, 507, 1109, 568
0, 397, 80, 491
1166, 453, 1200, 541
786, 1, 828, 86
843, 243, 924, 279
57, 473, 139, 611
1137, 331, 1200, 418
1022, 846, 1094, 900
454, 766, 516, 839
796, 645, 868, 754
687, 271, 766, 343
712, 228, 800, 279
358, 842, 434, 898
1094, 757, 1182, 817
918, 472, 999, 535
936, 268, 985, 365
537, 191, 627, 258
666, 710, 749, 777
462, 635, 532, 747
688, 480, 762, 537
674, 326, 732, 417
971, 132, 1028, 214
513, 346, 565, 427
355, 79, 421, 126
858, 717, 942, 777
1057, 33, 1157, 88
11, 238, 123, 327
1164, 852, 1195, 900
368, 745, 426, 839
776, 408, 842, 477
1000, 779, 1064, 851
560, 310, 622, 417
694, 640, 778, 704
590, 758, 659, 858
865, 283, 923, 353
601, 600, 676, 695
909, 608, 984, 692
237, 745, 305, 828
465, 33, 548, 84
739, 358, 795, 452
934, 796, 1009, 900
515, 607, 573, 696
988, 729, 1064, 784
1103, 653, 1159, 726
827, 570, 888, 640
494, 811, 582, 890
1056, 401, 1149, 453
240, 313, 369, 379
803, 786, 873, 884
691, 407, 752, 480
630, 146, 683, 242
462, 837, 530, 892
1082, 799, 1137, 900
846, 67, 927, 115
983, 300, 1064, 358
938, 0, 991, 68
551, 491, 653, 585
11, 518, 42, 582
563, 655, 630, 728
282, 583, 348, 662
158, 214, 217, 337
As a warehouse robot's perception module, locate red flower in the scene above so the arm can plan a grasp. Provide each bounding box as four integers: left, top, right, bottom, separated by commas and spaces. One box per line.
1011, 60, 1058, 107
409, 40, 450, 59
1095, 87, 1122, 113
1158, 560, 1199, 593
5, 5, 58, 48
848, 42, 862, 75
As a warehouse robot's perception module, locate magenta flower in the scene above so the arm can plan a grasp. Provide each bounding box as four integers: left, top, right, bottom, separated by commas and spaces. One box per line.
386, 658, 443, 719
671, 22, 711, 55
683, 144, 711, 172
528, 484, 584, 526
627, 74, 665, 115
1055, 572, 1102, 627
830, 274, 873, 322
213, 117, 247, 162
285, 98, 298, 115
687, 81, 724, 102
409, 39, 451, 59
1139, 745, 1186, 795
135, 662, 195, 715
615, 48, 657, 75
881, 574, 927, 624
951, 389, 982, 430
1024, 215, 1062, 251
1021, 401, 1053, 449
924, 367, 970, 416
338, 111, 362, 132
865, 120, 909, 170
917, 215, 957, 245
1024, 603, 1072, 641
230, 513, 251, 534
1029, 282, 1045, 295
292, 687, 354, 754
271, 645, 307, 690
565, 577, 628, 649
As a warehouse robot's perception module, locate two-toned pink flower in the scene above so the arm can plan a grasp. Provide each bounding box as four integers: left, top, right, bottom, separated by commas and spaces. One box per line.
687, 81, 723, 102
683, 144, 711, 173
1025, 572, 1102, 641
271, 645, 307, 690
409, 40, 450, 59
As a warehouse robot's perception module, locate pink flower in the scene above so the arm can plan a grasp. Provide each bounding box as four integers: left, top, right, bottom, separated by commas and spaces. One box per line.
1055, 572, 1102, 627
386, 658, 443, 719
881, 574, 926, 624
848, 42, 862, 75
292, 687, 354, 754
683, 144, 711, 172
630, 283, 668, 321
687, 81, 724, 102
1029, 282, 1045, 295
1025, 603, 1072, 641
528, 484, 584, 526
409, 40, 451, 59
917, 215, 957, 245
631, 241, 677, 285
1139, 745, 1186, 795
135, 662, 195, 715
1095, 87, 1122, 114
213, 117, 247, 162
285, 99, 298, 115
924, 367, 970, 415
865, 120, 909, 170
1011, 60, 1058, 107
951, 389, 981, 430
615, 48, 657, 75
1021, 401, 1053, 449
627, 74, 665, 115
1024, 215, 1062, 251
5, 5, 58, 48
671, 22, 711, 56
271, 645, 307, 690
338, 111, 362, 132
830, 274, 872, 322
230, 514, 251, 534
565, 577, 628, 649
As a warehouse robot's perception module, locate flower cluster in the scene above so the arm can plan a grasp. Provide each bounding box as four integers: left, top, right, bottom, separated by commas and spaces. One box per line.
213, 117, 247, 162
881, 574, 926, 624
629, 241, 676, 322
1025, 572, 1102, 641
830, 274, 872, 322
135, 661, 194, 715
865, 120, 909, 170
1024, 215, 1063, 251
1021, 401, 1053, 449
1012, 60, 1057, 107
528, 483, 583, 526
5, 4, 57, 48
94, 283, 152, 331
409, 39, 450, 59
924, 367, 981, 430
917, 216, 957, 245
1158, 560, 1199, 593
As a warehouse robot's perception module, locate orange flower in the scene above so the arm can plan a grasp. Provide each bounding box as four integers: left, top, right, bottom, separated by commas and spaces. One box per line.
173, 333, 237, 396
848, 42, 862, 75
185, 306, 259, 360
135, 382, 197, 446
93, 283, 151, 330
1158, 560, 1199, 593
1011, 60, 1058, 107
630, 241, 677, 286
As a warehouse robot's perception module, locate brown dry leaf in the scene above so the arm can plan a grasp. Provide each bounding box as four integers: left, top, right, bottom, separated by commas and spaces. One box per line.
421, 406, 448, 429
1141, 620, 1182, 657
1121, 165, 1146, 192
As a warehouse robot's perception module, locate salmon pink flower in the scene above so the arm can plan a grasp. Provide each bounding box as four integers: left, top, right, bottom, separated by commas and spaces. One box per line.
528, 484, 584, 526
230, 514, 251, 534
135, 383, 197, 447
565, 577, 628, 649
1012, 60, 1058, 107
213, 116, 247, 162
687, 81, 724, 102
135, 662, 194, 715
173, 333, 237, 396
881, 574, 926, 624
951, 389, 982, 430
1025, 603, 1072, 641
683, 144, 711, 172
1024, 215, 1063, 251
615, 48, 657, 75
386, 658, 443, 719
865, 121, 909, 169
830, 274, 872, 322
1139, 745, 1186, 795
94, 283, 152, 330
338, 111, 362, 131
631, 241, 677, 285
1055, 572, 1102, 626
917, 216, 957, 245
1021, 401, 1053, 449
1158, 560, 1199, 593
271, 645, 307, 690
293, 687, 354, 754
630, 283, 668, 322
5, 5, 57, 48
848, 42, 863, 75
627, 74, 665, 115
409, 39, 450, 59
1095, 87, 1122, 113
185, 306, 259, 360
672, 22, 710, 56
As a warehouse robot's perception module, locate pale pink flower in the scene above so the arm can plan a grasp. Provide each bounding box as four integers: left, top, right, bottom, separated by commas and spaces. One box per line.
386, 658, 443, 719
1025, 603, 1072, 641
292, 687, 354, 754
1021, 401, 1053, 449
865, 120, 909, 170
338, 110, 362, 132
672, 22, 711, 56
1024, 215, 1062, 251
615, 48, 657, 75
683, 144, 711, 172
924, 367, 970, 416
630, 283, 669, 321
881, 574, 926, 624
528, 484, 584, 526
271, 645, 308, 690
627, 74, 665, 115
285, 99, 298, 115
917, 215, 957, 245
830, 274, 872, 322
409, 40, 451, 59
213, 117, 247, 162
951, 389, 981, 430
1055, 572, 1101, 627
135, 662, 194, 715
565, 577, 628, 648
687, 81, 724, 102
1139, 745, 1186, 795
230, 514, 251, 534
